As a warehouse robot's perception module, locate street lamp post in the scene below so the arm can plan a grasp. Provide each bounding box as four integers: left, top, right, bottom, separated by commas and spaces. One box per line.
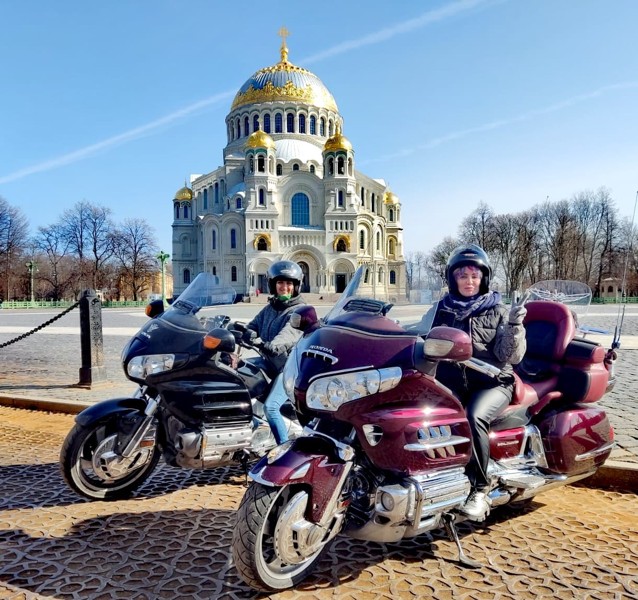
157, 251, 170, 302
26, 260, 37, 304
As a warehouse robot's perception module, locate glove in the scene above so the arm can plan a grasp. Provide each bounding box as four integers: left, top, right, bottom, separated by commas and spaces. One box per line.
242, 329, 257, 344
264, 341, 286, 355
508, 291, 530, 325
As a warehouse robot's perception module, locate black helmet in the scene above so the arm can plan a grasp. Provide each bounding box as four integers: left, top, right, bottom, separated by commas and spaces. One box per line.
445, 244, 492, 295
267, 260, 303, 296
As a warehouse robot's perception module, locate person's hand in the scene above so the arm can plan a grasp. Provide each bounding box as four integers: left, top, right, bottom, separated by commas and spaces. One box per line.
242, 329, 257, 344
509, 291, 530, 325
263, 341, 285, 355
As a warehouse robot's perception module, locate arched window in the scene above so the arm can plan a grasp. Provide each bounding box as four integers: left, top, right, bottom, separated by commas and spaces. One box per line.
264, 114, 271, 133
378, 268, 383, 283
249, 157, 254, 173
236, 197, 242, 210
231, 266, 237, 282
258, 155, 265, 172
310, 164, 315, 174
388, 238, 395, 255
328, 158, 334, 175
286, 112, 294, 132
608, 285, 614, 293
236, 118, 241, 138
376, 231, 381, 250
292, 163, 299, 171
291, 193, 310, 226
259, 188, 265, 206
299, 114, 306, 133
183, 269, 191, 284
337, 156, 345, 174
174, 204, 180, 219
257, 237, 268, 251
276, 164, 283, 176
371, 193, 375, 213
183, 204, 189, 219
390, 270, 396, 285
389, 208, 394, 221
310, 115, 316, 134
203, 189, 208, 209
231, 228, 237, 249
336, 238, 346, 252
338, 190, 344, 207
253, 115, 259, 132
275, 113, 283, 133
320, 117, 326, 136
212, 229, 217, 250
214, 182, 219, 203
244, 116, 249, 136
359, 230, 365, 250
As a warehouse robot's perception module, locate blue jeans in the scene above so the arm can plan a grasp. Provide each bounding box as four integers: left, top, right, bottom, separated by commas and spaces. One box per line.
264, 374, 289, 444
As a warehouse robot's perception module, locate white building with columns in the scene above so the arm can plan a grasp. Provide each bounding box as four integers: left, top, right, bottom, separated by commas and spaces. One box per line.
171, 37, 406, 300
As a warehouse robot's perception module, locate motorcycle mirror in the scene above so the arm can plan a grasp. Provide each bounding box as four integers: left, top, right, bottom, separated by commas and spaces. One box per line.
423, 326, 472, 361
203, 328, 236, 353
290, 305, 319, 332
145, 299, 165, 318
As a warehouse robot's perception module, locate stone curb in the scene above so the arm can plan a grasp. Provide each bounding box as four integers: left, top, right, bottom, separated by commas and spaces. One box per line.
1, 393, 636, 493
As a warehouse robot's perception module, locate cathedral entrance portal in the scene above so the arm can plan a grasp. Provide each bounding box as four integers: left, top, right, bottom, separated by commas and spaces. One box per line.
299, 261, 310, 293
335, 273, 347, 293
258, 274, 268, 294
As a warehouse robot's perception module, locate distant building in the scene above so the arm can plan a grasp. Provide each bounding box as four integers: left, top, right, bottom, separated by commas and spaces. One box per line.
171, 35, 406, 300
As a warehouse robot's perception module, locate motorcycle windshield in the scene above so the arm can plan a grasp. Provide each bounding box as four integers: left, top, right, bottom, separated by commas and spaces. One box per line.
321, 266, 371, 323
161, 273, 237, 332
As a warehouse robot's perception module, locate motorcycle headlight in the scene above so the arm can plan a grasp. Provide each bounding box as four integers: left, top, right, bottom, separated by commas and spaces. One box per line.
127, 354, 176, 379
306, 367, 402, 412
282, 347, 299, 400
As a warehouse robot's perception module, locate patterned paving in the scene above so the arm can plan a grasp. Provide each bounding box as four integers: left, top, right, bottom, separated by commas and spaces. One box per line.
1, 407, 637, 599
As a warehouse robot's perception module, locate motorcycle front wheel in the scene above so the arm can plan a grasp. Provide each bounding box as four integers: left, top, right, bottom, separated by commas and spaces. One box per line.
232, 482, 331, 592
60, 413, 160, 501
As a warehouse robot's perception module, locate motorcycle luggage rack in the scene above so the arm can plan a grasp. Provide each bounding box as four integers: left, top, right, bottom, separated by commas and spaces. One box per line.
343, 298, 393, 315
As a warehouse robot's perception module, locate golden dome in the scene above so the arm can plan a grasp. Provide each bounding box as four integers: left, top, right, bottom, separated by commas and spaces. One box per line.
245, 130, 276, 150
324, 127, 352, 153
174, 185, 193, 202
384, 191, 399, 204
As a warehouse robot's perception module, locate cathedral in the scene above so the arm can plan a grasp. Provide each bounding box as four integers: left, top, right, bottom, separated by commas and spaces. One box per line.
171, 34, 406, 301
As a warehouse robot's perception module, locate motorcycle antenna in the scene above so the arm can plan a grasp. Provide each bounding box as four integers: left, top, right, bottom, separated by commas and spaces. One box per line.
612, 189, 638, 349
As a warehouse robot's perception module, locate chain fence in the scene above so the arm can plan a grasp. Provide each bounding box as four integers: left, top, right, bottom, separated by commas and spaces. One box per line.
0, 301, 81, 349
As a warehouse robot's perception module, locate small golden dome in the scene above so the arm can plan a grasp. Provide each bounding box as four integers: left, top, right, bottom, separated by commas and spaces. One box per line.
174, 186, 193, 202
245, 130, 276, 150
324, 126, 352, 153
384, 191, 399, 204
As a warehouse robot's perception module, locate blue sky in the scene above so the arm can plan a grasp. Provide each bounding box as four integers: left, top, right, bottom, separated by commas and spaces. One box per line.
2, 0, 638, 259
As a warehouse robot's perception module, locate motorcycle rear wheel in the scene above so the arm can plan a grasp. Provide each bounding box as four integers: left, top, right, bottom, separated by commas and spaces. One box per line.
232, 482, 330, 591
60, 415, 160, 501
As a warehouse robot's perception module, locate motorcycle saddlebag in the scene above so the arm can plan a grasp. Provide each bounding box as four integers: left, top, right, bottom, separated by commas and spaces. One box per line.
538, 404, 613, 475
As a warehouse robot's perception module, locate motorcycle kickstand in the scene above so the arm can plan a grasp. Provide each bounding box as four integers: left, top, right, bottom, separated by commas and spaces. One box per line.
442, 513, 482, 569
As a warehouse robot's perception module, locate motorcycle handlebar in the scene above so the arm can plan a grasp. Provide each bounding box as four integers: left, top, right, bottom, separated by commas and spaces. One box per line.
462, 357, 502, 378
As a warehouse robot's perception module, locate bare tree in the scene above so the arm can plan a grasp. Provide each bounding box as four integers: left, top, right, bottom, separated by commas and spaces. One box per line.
33, 224, 75, 300
459, 201, 497, 252
112, 218, 159, 300
0, 196, 29, 301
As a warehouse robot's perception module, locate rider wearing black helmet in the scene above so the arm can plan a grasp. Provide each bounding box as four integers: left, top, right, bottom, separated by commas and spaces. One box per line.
420, 244, 527, 521
246, 260, 305, 444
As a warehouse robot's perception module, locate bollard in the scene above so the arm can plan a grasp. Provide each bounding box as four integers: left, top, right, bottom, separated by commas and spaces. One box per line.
78, 289, 107, 386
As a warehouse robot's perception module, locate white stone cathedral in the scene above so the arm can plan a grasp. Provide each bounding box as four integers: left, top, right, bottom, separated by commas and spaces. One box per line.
171, 35, 406, 301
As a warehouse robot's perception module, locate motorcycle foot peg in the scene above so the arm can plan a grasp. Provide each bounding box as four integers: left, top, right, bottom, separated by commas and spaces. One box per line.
442, 514, 482, 569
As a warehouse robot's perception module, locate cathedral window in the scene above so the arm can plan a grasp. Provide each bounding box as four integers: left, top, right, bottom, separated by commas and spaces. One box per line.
249, 157, 254, 173
390, 270, 396, 285
212, 266, 217, 276
236, 118, 241, 138
338, 190, 344, 207
376, 231, 381, 251
259, 188, 265, 206
336, 238, 346, 252
231, 266, 237, 281
236, 197, 242, 209
388, 238, 395, 255
276, 164, 282, 176
244, 116, 249, 136
320, 118, 326, 136
310, 115, 316, 135
212, 230, 217, 250
287, 112, 295, 132
231, 228, 237, 248
291, 193, 310, 226
183, 269, 191, 285
389, 208, 394, 221
293, 163, 299, 171
253, 115, 259, 132
215, 182, 219, 203
371, 193, 375, 213
378, 268, 383, 283
299, 114, 306, 133
328, 120, 334, 136
328, 158, 334, 175
174, 204, 180, 219
337, 156, 345, 174
257, 237, 268, 251
264, 114, 271, 133
310, 164, 315, 174
359, 229, 365, 250
203, 189, 208, 209
258, 155, 265, 172
183, 204, 189, 219
275, 113, 283, 133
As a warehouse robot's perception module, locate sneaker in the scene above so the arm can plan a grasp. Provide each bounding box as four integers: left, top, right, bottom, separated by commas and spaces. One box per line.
459, 490, 491, 521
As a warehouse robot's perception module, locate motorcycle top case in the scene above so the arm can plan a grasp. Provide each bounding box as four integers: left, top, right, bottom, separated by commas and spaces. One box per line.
538, 403, 613, 475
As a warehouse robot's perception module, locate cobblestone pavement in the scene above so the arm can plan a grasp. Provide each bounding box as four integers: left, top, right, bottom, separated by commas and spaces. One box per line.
1, 406, 637, 600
